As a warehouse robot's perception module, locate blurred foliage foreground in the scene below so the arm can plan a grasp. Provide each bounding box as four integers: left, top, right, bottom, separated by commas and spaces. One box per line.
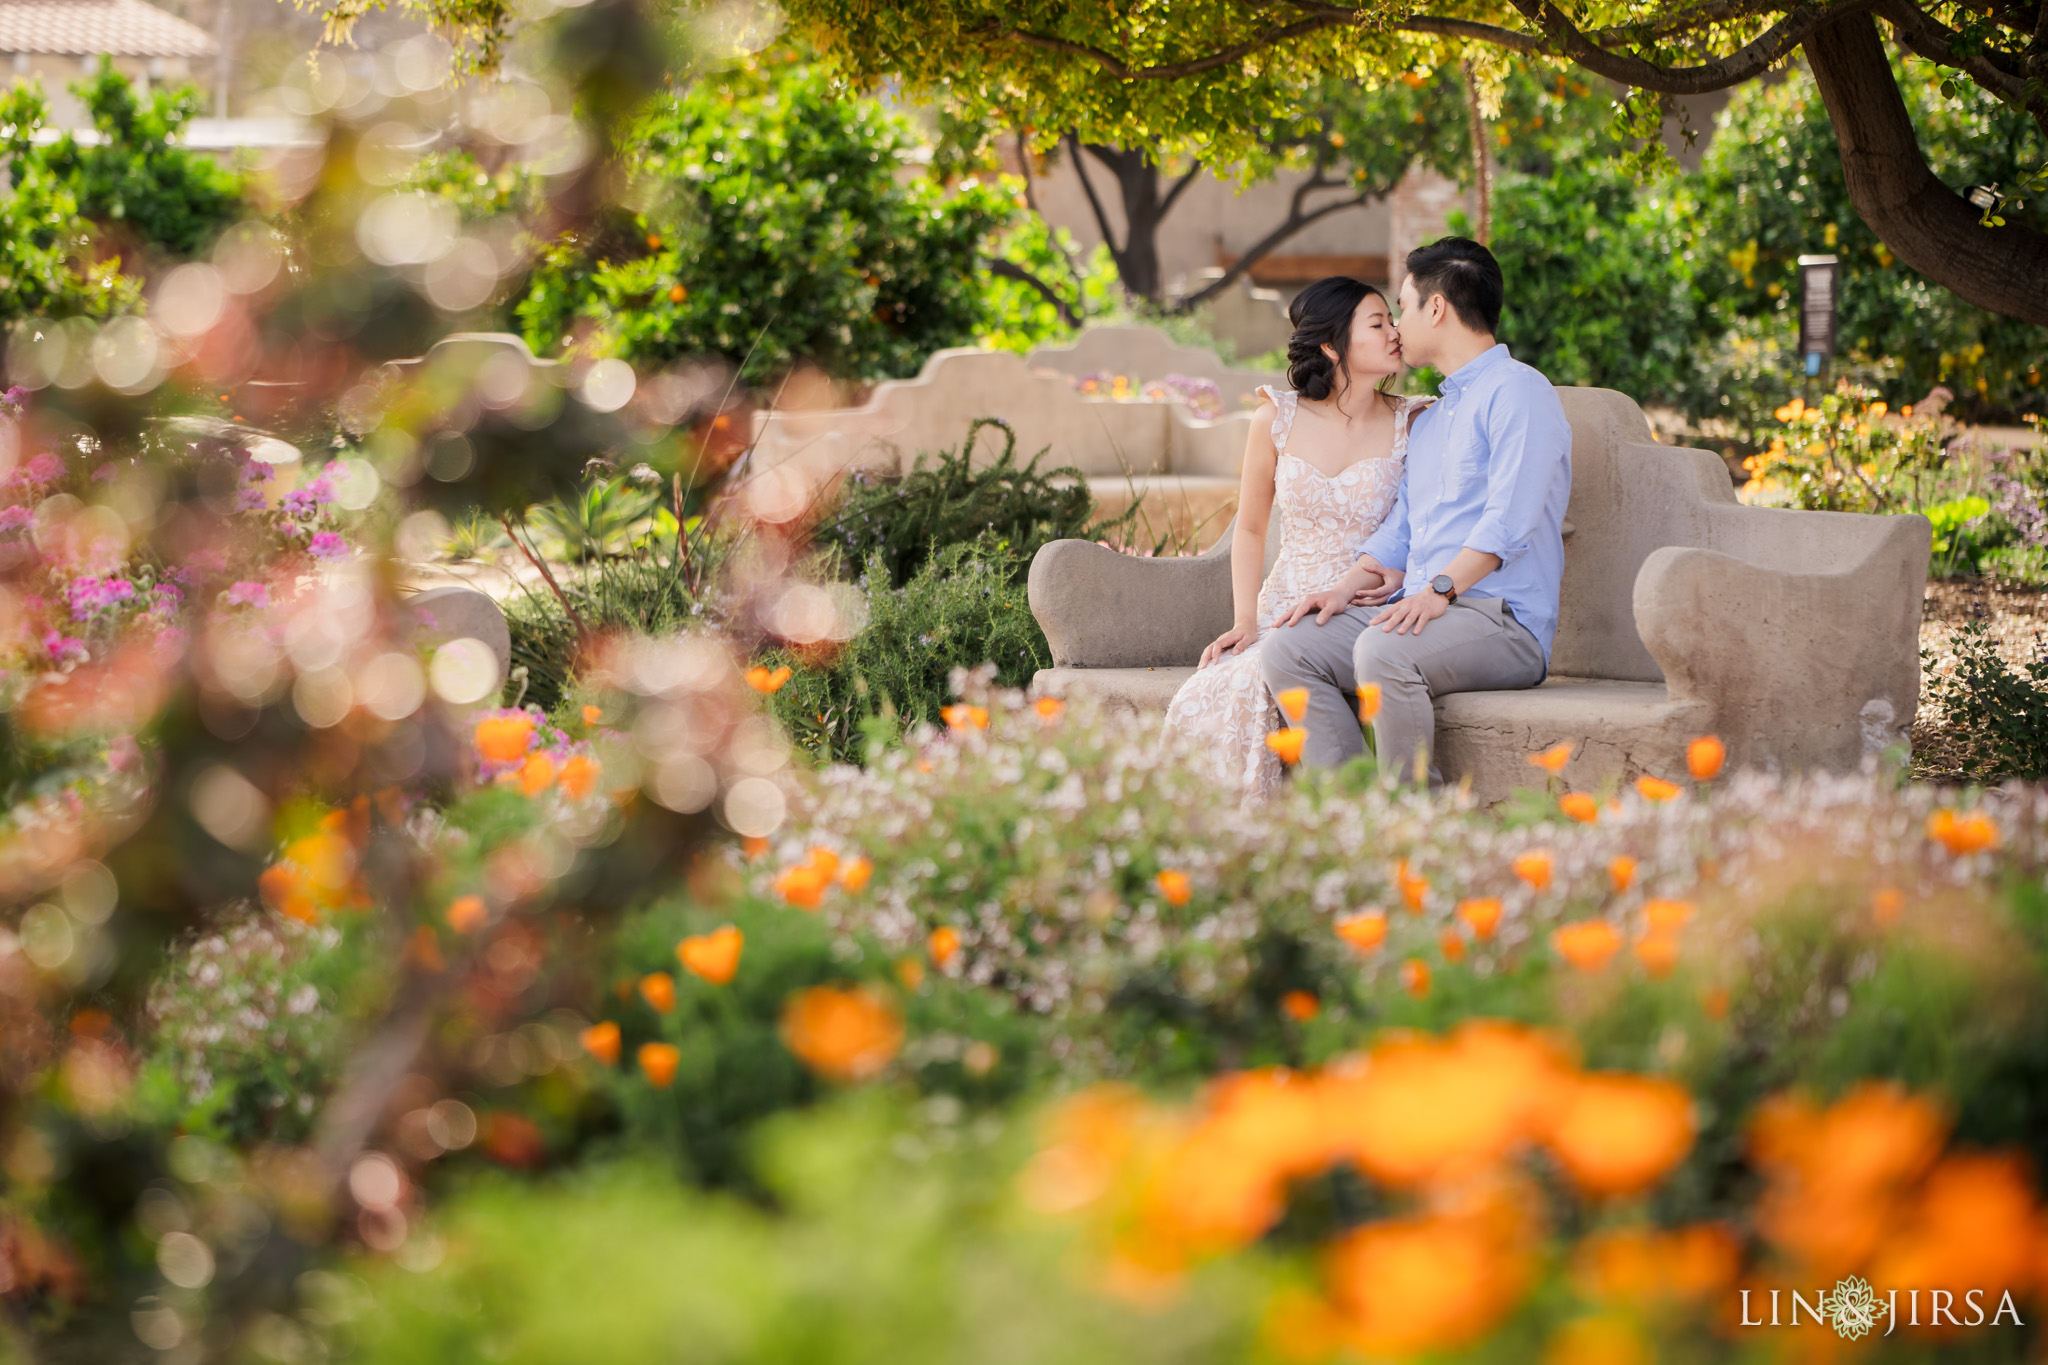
6, 9, 2048, 1365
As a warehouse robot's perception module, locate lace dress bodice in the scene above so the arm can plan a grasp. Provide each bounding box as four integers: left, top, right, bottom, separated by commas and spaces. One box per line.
1162, 385, 1423, 803
1253, 386, 1415, 627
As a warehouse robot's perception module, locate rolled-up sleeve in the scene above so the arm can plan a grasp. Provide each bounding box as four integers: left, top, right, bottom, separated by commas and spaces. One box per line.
1466, 378, 1571, 569
1358, 469, 1411, 570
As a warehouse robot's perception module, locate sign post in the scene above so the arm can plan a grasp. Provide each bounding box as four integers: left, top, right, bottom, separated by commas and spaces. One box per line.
1797, 254, 1839, 397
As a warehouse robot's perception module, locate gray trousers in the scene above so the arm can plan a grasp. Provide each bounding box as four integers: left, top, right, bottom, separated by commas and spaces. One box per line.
1260, 596, 1546, 786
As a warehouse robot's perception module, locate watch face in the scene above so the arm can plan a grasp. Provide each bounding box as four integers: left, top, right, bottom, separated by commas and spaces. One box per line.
1432, 575, 1455, 596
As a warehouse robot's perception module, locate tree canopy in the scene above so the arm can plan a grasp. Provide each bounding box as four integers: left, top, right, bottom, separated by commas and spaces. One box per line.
770, 0, 2048, 325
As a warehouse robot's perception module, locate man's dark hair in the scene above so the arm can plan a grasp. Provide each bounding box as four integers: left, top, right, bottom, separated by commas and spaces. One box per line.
1404, 237, 1504, 335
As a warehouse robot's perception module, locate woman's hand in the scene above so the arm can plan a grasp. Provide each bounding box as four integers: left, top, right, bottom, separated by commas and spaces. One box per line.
1282, 566, 1386, 627
1200, 623, 1257, 668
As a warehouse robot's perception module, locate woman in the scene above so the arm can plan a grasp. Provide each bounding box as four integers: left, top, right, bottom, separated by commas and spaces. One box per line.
1163, 276, 1425, 802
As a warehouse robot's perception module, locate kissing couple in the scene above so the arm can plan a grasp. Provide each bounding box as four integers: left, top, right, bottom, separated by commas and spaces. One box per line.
1164, 236, 1573, 802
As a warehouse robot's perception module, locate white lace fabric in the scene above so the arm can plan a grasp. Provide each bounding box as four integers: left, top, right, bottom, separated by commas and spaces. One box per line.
1163, 385, 1419, 802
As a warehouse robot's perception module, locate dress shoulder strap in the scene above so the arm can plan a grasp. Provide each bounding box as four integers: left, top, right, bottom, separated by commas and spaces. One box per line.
1254, 384, 1299, 455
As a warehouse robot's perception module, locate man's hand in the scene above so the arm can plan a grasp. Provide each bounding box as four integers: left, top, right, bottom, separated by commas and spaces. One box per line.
1352, 568, 1404, 606
1199, 623, 1257, 668
1370, 587, 1449, 636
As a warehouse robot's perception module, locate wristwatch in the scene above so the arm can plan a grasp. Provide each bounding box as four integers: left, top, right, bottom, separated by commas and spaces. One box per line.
1430, 573, 1458, 604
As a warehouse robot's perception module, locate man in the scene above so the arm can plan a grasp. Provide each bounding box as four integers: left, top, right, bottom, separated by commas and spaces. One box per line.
1259, 237, 1572, 785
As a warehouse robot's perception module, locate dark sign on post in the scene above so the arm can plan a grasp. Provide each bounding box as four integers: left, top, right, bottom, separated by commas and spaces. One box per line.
1797, 254, 1839, 377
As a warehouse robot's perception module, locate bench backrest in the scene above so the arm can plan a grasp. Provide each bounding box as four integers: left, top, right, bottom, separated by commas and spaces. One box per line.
1553, 387, 1912, 682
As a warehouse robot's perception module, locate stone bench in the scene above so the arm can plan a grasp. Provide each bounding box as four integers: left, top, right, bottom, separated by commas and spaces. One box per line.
1028, 387, 1931, 803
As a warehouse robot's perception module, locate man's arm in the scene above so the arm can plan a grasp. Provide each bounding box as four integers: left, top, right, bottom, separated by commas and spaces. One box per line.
1465, 378, 1573, 571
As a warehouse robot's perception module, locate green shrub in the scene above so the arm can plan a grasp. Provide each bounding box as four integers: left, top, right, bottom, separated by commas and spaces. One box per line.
765, 537, 1050, 762
813, 418, 1111, 589
333, 1107, 1257, 1365
1923, 617, 2048, 780
513, 51, 1025, 381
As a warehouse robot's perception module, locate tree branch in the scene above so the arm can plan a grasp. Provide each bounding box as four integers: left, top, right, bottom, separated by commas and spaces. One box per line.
1016, 131, 1085, 289
986, 257, 1084, 326
1175, 174, 1392, 311
980, 11, 1352, 81
1503, 0, 1883, 94
1063, 131, 1131, 281
1805, 9, 2048, 324
1159, 158, 1206, 217
1870, 0, 2041, 119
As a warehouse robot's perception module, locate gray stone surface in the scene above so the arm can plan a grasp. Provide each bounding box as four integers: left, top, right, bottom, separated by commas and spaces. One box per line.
1028, 386, 1932, 802
406, 586, 512, 680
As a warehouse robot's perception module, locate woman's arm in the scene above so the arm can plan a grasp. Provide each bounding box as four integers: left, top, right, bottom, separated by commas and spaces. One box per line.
1198, 402, 1280, 667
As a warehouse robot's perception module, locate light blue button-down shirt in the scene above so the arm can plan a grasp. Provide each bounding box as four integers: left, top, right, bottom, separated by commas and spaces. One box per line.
1357, 344, 1573, 664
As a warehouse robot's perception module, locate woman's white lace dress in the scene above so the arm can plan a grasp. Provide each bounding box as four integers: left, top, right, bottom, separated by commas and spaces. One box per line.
1164, 386, 1422, 802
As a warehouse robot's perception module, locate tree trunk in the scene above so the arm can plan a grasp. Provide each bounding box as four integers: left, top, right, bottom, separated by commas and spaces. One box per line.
1080, 143, 1166, 301
1804, 12, 2048, 325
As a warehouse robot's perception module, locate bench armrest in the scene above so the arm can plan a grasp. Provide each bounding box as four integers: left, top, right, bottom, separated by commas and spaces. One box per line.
1027, 534, 1234, 668
1632, 514, 1929, 771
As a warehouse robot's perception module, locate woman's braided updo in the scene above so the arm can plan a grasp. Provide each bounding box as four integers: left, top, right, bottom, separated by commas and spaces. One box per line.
1284, 275, 1382, 401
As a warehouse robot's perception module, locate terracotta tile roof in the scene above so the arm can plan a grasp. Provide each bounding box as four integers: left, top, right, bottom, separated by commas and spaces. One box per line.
0, 0, 217, 58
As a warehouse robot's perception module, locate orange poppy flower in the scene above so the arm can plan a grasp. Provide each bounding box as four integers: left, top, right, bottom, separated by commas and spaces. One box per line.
838, 855, 873, 892
1871, 886, 1904, 927
1553, 919, 1623, 972
638, 1041, 682, 1088
1686, 736, 1726, 781
581, 704, 603, 726
1156, 869, 1192, 906
1336, 911, 1388, 953
780, 985, 904, 1081
1034, 696, 1065, 721
580, 1020, 621, 1065
639, 972, 677, 1013
941, 703, 990, 731
1395, 860, 1429, 914
1512, 850, 1554, 891
1548, 1074, 1694, 1196
895, 958, 926, 990
1457, 897, 1503, 940
774, 863, 831, 910
1400, 959, 1431, 997
1276, 687, 1310, 722
1642, 899, 1694, 933
1559, 792, 1598, 823
1528, 741, 1574, 774
1356, 683, 1382, 723
1281, 990, 1320, 1021
1927, 809, 1999, 856
1439, 930, 1467, 963
446, 894, 488, 934
741, 835, 768, 860
1702, 986, 1729, 1020
929, 924, 962, 967
1634, 933, 1680, 978
259, 862, 317, 923
746, 665, 793, 694
1635, 775, 1681, 802
669, 284, 687, 303
474, 714, 536, 764
558, 753, 601, 801
677, 926, 743, 984
1607, 855, 1637, 894
514, 751, 557, 797
1266, 728, 1307, 764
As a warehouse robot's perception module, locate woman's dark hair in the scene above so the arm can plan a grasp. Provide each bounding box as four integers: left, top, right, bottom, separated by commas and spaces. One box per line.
1285, 275, 1389, 402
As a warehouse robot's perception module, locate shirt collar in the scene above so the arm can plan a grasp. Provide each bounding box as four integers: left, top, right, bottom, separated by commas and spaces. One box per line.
1438, 343, 1510, 398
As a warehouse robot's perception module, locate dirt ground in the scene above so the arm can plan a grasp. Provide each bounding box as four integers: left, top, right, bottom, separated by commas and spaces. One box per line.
1913, 579, 2048, 781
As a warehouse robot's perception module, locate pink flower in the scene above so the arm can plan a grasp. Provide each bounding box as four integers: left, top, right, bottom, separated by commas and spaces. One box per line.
223, 581, 271, 608
17, 452, 62, 485
234, 488, 267, 512
67, 576, 137, 617
0, 506, 28, 532
91, 463, 117, 483
42, 630, 87, 664
307, 531, 349, 560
